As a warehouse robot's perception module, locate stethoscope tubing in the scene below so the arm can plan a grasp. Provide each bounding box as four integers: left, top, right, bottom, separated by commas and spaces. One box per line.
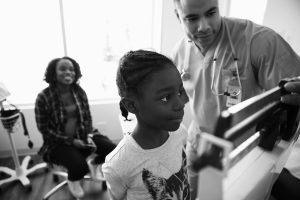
210, 21, 242, 97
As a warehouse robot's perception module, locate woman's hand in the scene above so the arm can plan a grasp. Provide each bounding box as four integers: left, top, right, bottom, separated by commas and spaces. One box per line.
72, 139, 86, 149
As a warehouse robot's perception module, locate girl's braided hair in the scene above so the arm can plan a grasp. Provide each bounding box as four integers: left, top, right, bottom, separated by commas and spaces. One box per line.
116, 49, 176, 119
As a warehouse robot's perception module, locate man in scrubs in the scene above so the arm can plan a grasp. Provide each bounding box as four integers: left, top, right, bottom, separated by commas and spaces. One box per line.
171, 0, 300, 198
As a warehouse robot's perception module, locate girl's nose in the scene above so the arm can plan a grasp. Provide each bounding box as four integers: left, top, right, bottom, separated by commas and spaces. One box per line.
182, 89, 189, 104
173, 95, 185, 111
65, 69, 73, 74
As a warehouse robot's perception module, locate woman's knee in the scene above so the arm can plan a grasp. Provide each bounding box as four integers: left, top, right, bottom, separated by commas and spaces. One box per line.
67, 160, 89, 180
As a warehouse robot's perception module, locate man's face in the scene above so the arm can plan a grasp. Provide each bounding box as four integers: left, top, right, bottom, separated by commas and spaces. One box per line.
175, 0, 222, 51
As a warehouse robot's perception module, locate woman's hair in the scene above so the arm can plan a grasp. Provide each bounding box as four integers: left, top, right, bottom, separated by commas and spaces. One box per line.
44, 56, 82, 86
116, 49, 176, 119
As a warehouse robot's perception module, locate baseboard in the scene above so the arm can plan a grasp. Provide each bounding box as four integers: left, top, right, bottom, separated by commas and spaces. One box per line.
0, 138, 121, 158
0, 147, 40, 158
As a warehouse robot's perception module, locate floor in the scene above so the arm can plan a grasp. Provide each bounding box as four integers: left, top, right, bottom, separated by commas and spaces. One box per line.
0, 154, 110, 200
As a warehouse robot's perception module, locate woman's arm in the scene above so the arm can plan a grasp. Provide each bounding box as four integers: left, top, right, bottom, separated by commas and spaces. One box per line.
77, 86, 94, 134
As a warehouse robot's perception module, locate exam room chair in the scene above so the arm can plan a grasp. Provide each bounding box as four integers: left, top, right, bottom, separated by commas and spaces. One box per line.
42, 137, 107, 200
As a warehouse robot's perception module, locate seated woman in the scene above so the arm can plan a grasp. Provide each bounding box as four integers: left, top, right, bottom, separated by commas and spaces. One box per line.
34, 56, 116, 198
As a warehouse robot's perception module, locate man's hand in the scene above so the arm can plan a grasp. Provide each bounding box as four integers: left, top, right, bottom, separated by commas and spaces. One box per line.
281, 79, 300, 106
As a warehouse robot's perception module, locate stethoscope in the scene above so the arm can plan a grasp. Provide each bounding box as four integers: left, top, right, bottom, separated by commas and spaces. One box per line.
180, 39, 192, 82
181, 21, 242, 97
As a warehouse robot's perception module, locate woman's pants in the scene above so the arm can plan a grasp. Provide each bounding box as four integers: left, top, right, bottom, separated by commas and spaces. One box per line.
50, 134, 116, 181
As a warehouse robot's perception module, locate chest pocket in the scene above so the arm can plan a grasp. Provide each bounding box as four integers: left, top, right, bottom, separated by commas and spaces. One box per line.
220, 56, 245, 88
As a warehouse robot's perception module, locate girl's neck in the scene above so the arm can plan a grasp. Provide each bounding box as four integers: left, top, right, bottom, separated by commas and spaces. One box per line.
132, 124, 169, 150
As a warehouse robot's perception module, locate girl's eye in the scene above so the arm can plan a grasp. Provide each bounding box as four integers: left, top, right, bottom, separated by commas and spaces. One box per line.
61, 67, 74, 72
66, 67, 74, 72
178, 88, 185, 96
161, 96, 169, 102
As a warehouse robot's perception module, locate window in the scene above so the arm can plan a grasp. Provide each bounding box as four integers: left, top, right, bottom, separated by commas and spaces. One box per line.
0, 0, 161, 104
0, 0, 63, 105
226, 0, 268, 24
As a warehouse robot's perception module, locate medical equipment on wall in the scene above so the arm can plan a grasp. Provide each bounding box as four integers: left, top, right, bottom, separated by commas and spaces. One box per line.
193, 78, 300, 200
0, 82, 47, 190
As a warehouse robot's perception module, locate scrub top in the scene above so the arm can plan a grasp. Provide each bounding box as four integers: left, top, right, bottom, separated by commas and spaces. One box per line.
172, 17, 300, 141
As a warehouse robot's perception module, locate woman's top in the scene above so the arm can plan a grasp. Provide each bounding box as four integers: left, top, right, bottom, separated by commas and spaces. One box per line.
35, 84, 93, 163
62, 93, 78, 138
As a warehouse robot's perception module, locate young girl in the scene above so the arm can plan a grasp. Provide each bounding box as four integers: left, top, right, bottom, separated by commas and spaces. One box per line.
102, 50, 191, 200
35, 56, 116, 198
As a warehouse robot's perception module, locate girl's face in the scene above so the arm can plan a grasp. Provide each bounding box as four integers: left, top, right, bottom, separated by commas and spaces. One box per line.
55, 59, 76, 86
135, 65, 188, 132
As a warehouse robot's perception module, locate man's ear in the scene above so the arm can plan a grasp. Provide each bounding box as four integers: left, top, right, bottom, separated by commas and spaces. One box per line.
121, 97, 138, 114
174, 9, 181, 23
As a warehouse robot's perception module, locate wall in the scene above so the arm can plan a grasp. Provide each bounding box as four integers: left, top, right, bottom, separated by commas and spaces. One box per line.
0, 102, 122, 157
262, 0, 300, 55
0, 0, 192, 157
0, 101, 192, 158
160, 0, 183, 56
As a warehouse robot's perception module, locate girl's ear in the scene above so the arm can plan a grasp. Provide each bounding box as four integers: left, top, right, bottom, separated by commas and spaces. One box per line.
121, 97, 138, 114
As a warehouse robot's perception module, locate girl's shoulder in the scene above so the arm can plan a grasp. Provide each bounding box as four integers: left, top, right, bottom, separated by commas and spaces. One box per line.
103, 135, 148, 180
170, 124, 188, 144
105, 135, 138, 164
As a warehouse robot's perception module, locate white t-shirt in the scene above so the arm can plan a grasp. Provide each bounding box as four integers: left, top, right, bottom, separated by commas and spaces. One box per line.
102, 125, 190, 200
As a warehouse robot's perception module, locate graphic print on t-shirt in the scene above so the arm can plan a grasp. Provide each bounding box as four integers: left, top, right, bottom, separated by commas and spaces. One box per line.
142, 151, 190, 200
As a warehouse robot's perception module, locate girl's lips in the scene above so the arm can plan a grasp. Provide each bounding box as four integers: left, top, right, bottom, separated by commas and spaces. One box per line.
64, 76, 73, 81
170, 118, 183, 123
